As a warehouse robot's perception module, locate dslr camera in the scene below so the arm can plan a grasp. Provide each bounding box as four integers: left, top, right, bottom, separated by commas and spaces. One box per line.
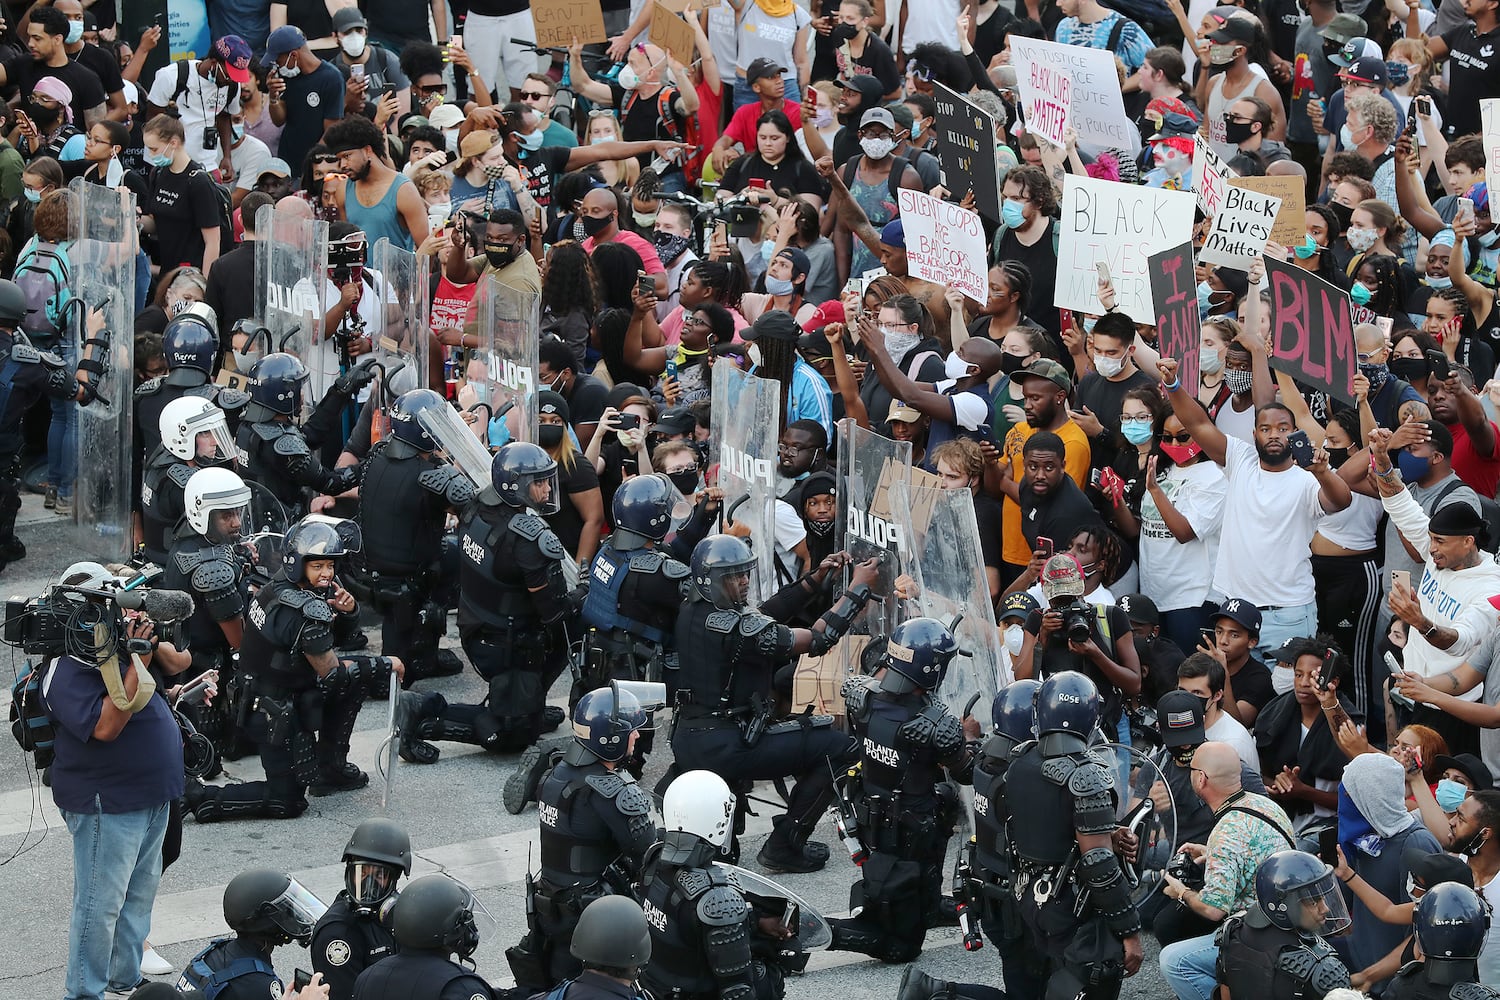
1166, 849, 1206, 890
1056, 599, 1095, 644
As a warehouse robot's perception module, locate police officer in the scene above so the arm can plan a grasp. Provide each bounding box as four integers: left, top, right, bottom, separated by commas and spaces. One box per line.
178, 868, 322, 998
640, 769, 795, 1000
162, 468, 254, 756
237, 352, 370, 515
1216, 850, 1352, 1000
139, 396, 240, 565
185, 516, 404, 820
672, 534, 879, 873
357, 388, 473, 686
0, 278, 106, 567
398, 442, 572, 760
563, 896, 653, 1000
1384, 882, 1500, 1000
133, 304, 249, 471
505, 685, 657, 992
351, 874, 496, 1000
829, 617, 975, 963
311, 818, 411, 1000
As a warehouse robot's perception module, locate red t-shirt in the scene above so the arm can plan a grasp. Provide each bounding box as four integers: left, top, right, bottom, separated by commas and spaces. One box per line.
583, 230, 665, 274
721, 98, 803, 149
1447, 419, 1500, 499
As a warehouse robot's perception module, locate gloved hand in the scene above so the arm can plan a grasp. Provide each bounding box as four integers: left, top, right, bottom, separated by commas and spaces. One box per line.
333, 363, 377, 396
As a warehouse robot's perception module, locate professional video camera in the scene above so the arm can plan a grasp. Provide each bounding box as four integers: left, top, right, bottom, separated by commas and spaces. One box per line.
3, 585, 195, 660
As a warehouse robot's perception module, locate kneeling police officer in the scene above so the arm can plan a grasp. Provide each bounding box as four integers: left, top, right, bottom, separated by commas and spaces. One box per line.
311, 818, 412, 999
352, 874, 495, 1000
1216, 849, 1351, 999
179, 868, 323, 999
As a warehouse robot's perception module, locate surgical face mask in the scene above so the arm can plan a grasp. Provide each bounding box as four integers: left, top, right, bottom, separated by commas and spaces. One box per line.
1435, 778, 1468, 812
814, 107, 833, 129
765, 275, 796, 296
22, 187, 41, 204
911, 120, 925, 140
1479, 230, 1500, 249
1094, 353, 1125, 378
883, 327, 922, 359
618, 65, 640, 91
1426, 274, 1453, 289
860, 136, 896, 160
1082, 316, 1098, 334
760, 240, 776, 262
1199, 346, 1224, 374
145, 150, 173, 168
65, 19, 84, 44
1350, 280, 1374, 306
1197, 281, 1218, 317
580, 213, 613, 237
538, 424, 565, 448
1347, 227, 1378, 252
1339, 123, 1357, 149
747, 343, 762, 367
590, 134, 612, 146
517, 128, 544, 151
341, 32, 367, 58
1294, 234, 1322, 259
1224, 368, 1254, 395
1121, 417, 1154, 445
1208, 43, 1239, 66
1003, 623, 1025, 656
1397, 449, 1431, 481
1001, 198, 1027, 229
278, 59, 302, 79
944, 352, 974, 380
632, 209, 657, 227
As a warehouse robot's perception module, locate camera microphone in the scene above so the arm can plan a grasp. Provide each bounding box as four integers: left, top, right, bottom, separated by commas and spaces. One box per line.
65, 586, 197, 623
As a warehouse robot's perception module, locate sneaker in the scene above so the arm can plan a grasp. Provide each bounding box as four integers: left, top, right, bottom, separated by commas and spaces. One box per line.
140, 944, 175, 976
54, 494, 73, 517
309, 761, 369, 796
541, 705, 565, 731
43, 486, 56, 510
105, 978, 147, 996
503, 740, 559, 815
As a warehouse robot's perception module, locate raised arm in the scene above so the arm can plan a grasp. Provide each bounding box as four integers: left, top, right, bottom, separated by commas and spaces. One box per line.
569, 38, 615, 106
1158, 358, 1229, 465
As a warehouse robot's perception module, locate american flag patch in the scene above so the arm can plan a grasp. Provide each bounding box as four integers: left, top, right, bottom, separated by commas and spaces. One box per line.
1167, 710, 1196, 728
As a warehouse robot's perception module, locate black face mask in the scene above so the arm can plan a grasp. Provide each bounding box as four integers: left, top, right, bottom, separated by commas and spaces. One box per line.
1453, 829, 1490, 857
1169, 744, 1199, 767
830, 23, 859, 44
538, 424, 565, 448
580, 213, 614, 237
1389, 356, 1430, 383
806, 516, 836, 536
1325, 446, 1350, 469
1223, 120, 1255, 145
26, 100, 60, 130
1329, 201, 1354, 230
1000, 352, 1027, 375
485, 243, 520, 269
668, 469, 700, 495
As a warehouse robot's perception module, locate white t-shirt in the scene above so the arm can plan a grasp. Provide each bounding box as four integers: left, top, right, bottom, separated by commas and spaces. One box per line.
901, 0, 961, 50
1205, 711, 1260, 773
1138, 460, 1227, 612
146, 60, 242, 171
773, 497, 808, 583
1479, 869, 1500, 986
290, 269, 400, 397
1215, 396, 1256, 445
229, 135, 272, 192
1213, 436, 1326, 608
1314, 491, 1382, 551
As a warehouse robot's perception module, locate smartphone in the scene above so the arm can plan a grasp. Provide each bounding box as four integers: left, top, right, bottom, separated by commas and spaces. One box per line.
748, 177, 768, 190
1425, 348, 1451, 381
1403, 108, 1418, 138
350, 63, 365, 80
1288, 429, 1315, 469
1457, 197, 1476, 226
1382, 650, 1406, 678
1089, 468, 1103, 490
1199, 626, 1216, 649
1095, 261, 1110, 283
293, 970, 313, 992
1385, 652, 1418, 709
1391, 569, 1411, 593
616, 413, 640, 431
636, 270, 653, 297
665, 356, 678, 379
1317, 647, 1337, 690
1415, 94, 1433, 118
1035, 536, 1054, 558
1317, 827, 1339, 866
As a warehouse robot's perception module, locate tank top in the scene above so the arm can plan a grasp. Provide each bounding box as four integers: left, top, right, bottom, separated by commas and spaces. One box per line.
848, 166, 896, 279
344, 174, 414, 252
1206, 72, 1264, 162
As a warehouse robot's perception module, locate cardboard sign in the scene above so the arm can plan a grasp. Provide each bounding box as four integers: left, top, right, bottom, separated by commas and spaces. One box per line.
1199, 184, 1282, 270
1230, 174, 1306, 248
649, 3, 695, 64
1483, 99, 1500, 225
1149, 242, 1202, 395
1008, 36, 1139, 154
897, 189, 988, 304
1056, 175, 1197, 323
1265, 257, 1357, 405
530, 0, 607, 48
931, 82, 1000, 222
1192, 135, 1235, 219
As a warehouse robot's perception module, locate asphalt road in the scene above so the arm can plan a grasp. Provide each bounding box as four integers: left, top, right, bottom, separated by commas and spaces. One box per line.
0, 492, 1170, 999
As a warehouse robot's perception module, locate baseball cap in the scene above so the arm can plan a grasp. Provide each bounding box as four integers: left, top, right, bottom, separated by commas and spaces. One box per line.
458, 129, 496, 166
257, 158, 292, 181
1149, 114, 1200, 141
1331, 36, 1383, 68
1320, 13, 1368, 45
1040, 553, 1086, 601
840, 75, 885, 104
332, 6, 368, 32
742, 310, 800, 343
121, 80, 138, 106
879, 218, 905, 248
887, 399, 923, 423
801, 300, 845, 334
1402, 844, 1475, 891
1157, 690, 1207, 748
1017, 358, 1071, 393
264, 25, 307, 60
652, 408, 696, 436
775, 246, 811, 278
797, 331, 835, 357
1000, 591, 1040, 623
1266, 639, 1302, 666
860, 106, 897, 131
428, 104, 466, 130
1432, 753, 1494, 792
1117, 593, 1160, 627
746, 57, 785, 83
1338, 55, 1390, 87
1207, 17, 1257, 46
1214, 598, 1261, 637
212, 34, 253, 85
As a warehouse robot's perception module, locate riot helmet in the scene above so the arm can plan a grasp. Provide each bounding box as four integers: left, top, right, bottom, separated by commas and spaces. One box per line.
342, 818, 412, 915
0, 278, 26, 326
388, 388, 446, 452
1254, 850, 1352, 936
570, 895, 652, 970
162, 303, 220, 384
610, 474, 680, 550
990, 678, 1041, 745
183, 467, 252, 544
282, 514, 362, 581
249, 353, 310, 416
1034, 671, 1101, 753
159, 397, 237, 465
879, 616, 959, 693
389, 875, 481, 958
231, 319, 271, 372
491, 441, 560, 515
689, 534, 757, 609
1414, 882, 1489, 984
662, 769, 735, 848
223, 869, 324, 944
572, 683, 648, 762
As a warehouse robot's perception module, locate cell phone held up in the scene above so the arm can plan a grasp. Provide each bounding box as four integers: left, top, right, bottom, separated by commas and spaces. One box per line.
1316, 647, 1337, 691
1425, 349, 1451, 382
636, 270, 654, 298
1288, 429, 1315, 469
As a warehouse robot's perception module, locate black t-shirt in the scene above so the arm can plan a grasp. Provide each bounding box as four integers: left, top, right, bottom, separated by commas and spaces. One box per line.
720, 154, 828, 199
364, 0, 436, 43
1440, 23, 1500, 138
1025, 602, 1133, 726
71, 43, 123, 98
147, 163, 222, 268
276, 61, 344, 175
1077, 367, 1156, 443
204, 240, 258, 340
546, 454, 601, 556
1229, 655, 1276, 715
841, 34, 901, 96
518, 144, 572, 216
831, 126, 860, 165
973, 491, 1005, 574
996, 219, 1060, 337
1018, 475, 1101, 552
5, 54, 108, 125
564, 372, 609, 428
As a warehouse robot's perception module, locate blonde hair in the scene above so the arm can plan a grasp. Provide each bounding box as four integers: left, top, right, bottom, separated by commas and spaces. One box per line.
412, 167, 452, 199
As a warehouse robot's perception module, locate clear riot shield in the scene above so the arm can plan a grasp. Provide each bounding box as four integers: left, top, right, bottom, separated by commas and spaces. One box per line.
461, 273, 538, 445
835, 420, 913, 653
254, 205, 329, 406
1097, 743, 1177, 904
721, 864, 833, 949
415, 398, 495, 493
369, 239, 432, 395
69, 180, 136, 562
896, 481, 1005, 730
709, 362, 780, 603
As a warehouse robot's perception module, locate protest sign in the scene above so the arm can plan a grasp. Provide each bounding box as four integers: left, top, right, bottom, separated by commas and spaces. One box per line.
897, 189, 988, 303
530, 0, 607, 48
1056, 175, 1196, 322
1265, 257, 1357, 405
1192, 135, 1235, 218
649, 3, 695, 64
931, 82, 1000, 222
1230, 174, 1305, 247
1483, 100, 1500, 224
1149, 242, 1201, 393
1199, 183, 1282, 270
1008, 37, 1138, 154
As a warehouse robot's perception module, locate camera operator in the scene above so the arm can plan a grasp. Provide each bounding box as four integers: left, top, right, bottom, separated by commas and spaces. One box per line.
1157, 742, 1295, 999
1016, 552, 1141, 744
39, 565, 184, 1000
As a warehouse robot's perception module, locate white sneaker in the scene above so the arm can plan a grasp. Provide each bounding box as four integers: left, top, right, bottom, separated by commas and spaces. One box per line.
140, 945, 175, 976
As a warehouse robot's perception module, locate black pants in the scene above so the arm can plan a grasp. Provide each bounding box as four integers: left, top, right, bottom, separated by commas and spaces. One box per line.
1312, 552, 1381, 723
424, 623, 566, 753
832, 828, 950, 962
370, 572, 444, 684
0, 450, 21, 546
671, 720, 855, 828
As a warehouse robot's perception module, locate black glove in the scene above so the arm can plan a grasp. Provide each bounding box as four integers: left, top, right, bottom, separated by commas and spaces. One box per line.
333, 363, 377, 396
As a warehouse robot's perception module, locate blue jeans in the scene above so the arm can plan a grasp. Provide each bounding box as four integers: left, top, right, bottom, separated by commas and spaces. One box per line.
62, 798, 170, 1000
1159, 930, 1220, 1000
1259, 600, 1318, 694
49, 344, 77, 498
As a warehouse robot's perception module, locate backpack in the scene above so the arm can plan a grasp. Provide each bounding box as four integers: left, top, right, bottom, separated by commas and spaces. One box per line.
13, 244, 70, 347
842, 154, 914, 204
1431, 478, 1500, 555
9, 659, 57, 769
168, 59, 240, 117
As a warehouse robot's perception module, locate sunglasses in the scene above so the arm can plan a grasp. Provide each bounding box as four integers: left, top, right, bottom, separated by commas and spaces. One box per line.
520, 90, 550, 100
1161, 432, 1194, 444
314, 154, 339, 164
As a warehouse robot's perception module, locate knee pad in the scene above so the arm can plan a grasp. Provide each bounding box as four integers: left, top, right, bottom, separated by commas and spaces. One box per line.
489, 670, 545, 717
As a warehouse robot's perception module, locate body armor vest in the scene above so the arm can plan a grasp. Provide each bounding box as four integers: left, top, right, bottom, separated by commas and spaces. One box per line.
538, 760, 628, 886
348, 950, 485, 1000
361, 447, 443, 574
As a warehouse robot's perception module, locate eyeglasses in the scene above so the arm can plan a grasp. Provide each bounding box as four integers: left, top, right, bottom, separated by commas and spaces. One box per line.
85, 134, 113, 145
905, 59, 932, 82
1161, 432, 1194, 444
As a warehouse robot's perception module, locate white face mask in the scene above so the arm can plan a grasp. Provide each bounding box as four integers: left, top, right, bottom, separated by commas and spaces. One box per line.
860, 136, 895, 160
341, 33, 367, 58
278, 59, 302, 79
1003, 624, 1025, 656
1094, 353, 1125, 378
944, 352, 973, 380
1199, 346, 1224, 375
748, 343, 762, 367
618, 65, 641, 91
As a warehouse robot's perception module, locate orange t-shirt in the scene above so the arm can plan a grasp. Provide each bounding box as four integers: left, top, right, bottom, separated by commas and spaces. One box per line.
1001, 419, 1093, 566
